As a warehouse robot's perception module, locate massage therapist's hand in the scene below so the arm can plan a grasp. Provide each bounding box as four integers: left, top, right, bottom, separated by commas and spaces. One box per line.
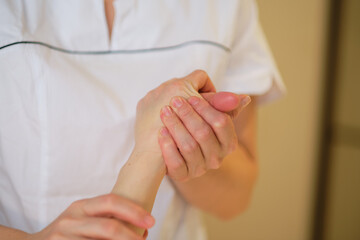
30, 194, 154, 240
158, 89, 251, 182
134, 70, 217, 154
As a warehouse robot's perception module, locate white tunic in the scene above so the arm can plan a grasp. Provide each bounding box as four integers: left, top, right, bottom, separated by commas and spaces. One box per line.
0, 0, 286, 239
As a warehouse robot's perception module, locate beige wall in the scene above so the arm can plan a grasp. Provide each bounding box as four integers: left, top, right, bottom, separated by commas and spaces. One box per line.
204, 0, 329, 239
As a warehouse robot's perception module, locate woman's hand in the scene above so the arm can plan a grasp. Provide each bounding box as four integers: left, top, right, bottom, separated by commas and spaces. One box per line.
111, 70, 220, 236
133, 70, 217, 156
30, 194, 154, 240
158, 92, 251, 182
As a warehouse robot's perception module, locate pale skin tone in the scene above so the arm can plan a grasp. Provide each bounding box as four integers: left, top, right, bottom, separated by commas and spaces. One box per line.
103, 0, 258, 220
112, 70, 257, 234
0, 1, 258, 239
106, 0, 258, 221
0, 71, 256, 239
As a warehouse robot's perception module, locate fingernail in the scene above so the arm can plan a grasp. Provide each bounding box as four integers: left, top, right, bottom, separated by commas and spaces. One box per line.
171, 97, 183, 108
160, 127, 169, 137
144, 215, 155, 227
188, 96, 200, 106
242, 96, 251, 107
161, 106, 172, 117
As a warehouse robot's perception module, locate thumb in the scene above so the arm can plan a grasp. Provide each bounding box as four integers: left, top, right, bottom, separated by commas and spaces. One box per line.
200, 92, 251, 118
184, 70, 217, 93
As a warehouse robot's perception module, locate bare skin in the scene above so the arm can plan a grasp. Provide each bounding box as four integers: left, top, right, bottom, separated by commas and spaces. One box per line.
112, 70, 255, 235
104, 0, 115, 39
0, 70, 251, 239
161, 97, 258, 218
0, 194, 154, 240
0, 1, 258, 238
104, 0, 258, 219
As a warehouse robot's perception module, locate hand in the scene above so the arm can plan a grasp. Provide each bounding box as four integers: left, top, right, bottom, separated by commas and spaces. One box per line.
30, 194, 154, 240
158, 92, 251, 181
134, 70, 216, 155
111, 70, 216, 237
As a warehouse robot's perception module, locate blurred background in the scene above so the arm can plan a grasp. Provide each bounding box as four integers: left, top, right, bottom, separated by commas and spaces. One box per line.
203, 0, 360, 239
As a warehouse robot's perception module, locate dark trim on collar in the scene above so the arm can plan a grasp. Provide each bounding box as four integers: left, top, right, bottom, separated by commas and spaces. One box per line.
0, 40, 231, 54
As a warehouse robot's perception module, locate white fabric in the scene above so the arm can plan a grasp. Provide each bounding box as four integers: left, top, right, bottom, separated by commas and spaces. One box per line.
0, 0, 286, 239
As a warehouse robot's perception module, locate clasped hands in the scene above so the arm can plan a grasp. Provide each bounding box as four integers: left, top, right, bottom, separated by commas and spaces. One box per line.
134, 70, 251, 182
28, 70, 251, 240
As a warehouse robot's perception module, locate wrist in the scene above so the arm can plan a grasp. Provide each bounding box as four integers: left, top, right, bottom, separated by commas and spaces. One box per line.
128, 148, 165, 174
112, 148, 166, 211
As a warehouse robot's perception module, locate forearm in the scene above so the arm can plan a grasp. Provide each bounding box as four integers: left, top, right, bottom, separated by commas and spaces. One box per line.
112, 149, 166, 212
173, 144, 258, 220
111, 148, 166, 234
0, 225, 31, 240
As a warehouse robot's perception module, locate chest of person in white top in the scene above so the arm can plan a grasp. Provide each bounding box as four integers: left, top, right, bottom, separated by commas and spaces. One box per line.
0, 1, 285, 239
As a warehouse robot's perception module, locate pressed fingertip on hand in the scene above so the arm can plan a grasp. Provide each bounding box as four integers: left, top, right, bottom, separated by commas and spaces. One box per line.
161, 106, 173, 117
170, 96, 184, 108
241, 95, 251, 108
188, 96, 200, 106
159, 127, 170, 137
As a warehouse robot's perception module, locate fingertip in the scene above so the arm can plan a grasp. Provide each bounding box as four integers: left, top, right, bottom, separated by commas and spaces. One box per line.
143, 215, 155, 228
159, 127, 170, 137
160, 105, 173, 118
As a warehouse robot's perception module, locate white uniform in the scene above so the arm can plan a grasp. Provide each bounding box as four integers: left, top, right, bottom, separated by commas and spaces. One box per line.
0, 0, 286, 239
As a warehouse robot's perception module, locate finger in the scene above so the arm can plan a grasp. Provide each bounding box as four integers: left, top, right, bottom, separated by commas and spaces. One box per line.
160, 105, 206, 178
74, 217, 143, 240
188, 96, 238, 155
201, 92, 251, 117
81, 194, 155, 229
170, 96, 222, 169
158, 127, 189, 181
184, 70, 216, 93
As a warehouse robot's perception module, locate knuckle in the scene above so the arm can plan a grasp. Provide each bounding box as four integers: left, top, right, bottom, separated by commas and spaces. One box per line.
102, 193, 117, 207
180, 140, 198, 154
213, 114, 230, 129
128, 204, 144, 218
195, 125, 212, 141
194, 166, 207, 178
168, 79, 195, 98
101, 221, 119, 237
171, 79, 186, 91
193, 69, 209, 80
167, 77, 179, 84
57, 216, 76, 229
168, 160, 189, 182
69, 199, 83, 209
208, 155, 222, 169
172, 159, 186, 172
148, 88, 161, 98
160, 138, 174, 149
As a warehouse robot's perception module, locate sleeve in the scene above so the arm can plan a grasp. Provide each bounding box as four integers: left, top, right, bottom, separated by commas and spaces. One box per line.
218, 0, 286, 105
